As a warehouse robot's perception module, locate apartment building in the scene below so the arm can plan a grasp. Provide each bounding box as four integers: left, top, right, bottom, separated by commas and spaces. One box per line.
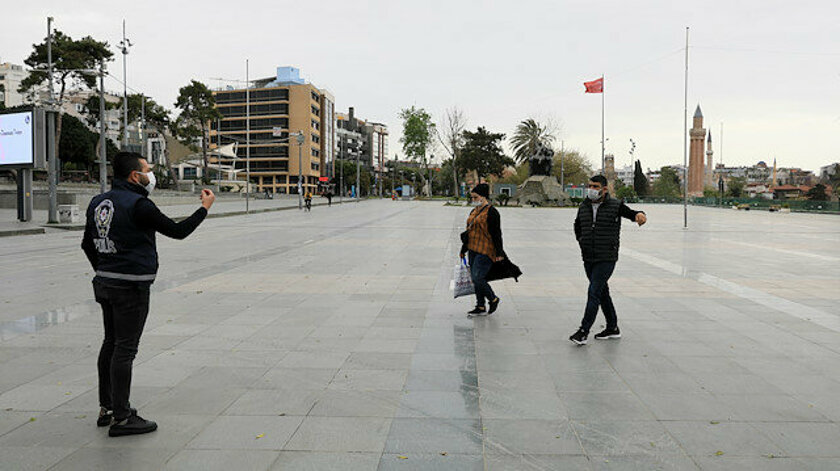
210, 66, 335, 194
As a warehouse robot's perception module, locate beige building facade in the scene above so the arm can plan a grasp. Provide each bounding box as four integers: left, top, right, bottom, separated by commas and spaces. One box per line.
210, 67, 335, 194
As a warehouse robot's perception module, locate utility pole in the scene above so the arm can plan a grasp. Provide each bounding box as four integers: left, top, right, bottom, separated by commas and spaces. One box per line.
98, 61, 107, 193
297, 131, 304, 209
46, 16, 58, 223
355, 145, 360, 201
119, 20, 132, 150
140, 93, 146, 159
682, 27, 690, 229
216, 117, 221, 193
245, 59, 250, 213
560, 140, 565, 188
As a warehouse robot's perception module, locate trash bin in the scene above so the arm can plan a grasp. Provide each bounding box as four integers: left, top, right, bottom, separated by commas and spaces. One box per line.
58, 204, 80, 223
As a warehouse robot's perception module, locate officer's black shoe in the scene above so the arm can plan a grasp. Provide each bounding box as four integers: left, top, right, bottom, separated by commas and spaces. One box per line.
97, 408, 113, 427
109, 410, 157, 437
467, 306, 487, 315
488, 297, 500, 314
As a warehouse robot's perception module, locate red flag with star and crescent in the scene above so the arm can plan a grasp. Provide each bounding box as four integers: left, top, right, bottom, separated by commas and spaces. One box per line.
584, 77, 603, 93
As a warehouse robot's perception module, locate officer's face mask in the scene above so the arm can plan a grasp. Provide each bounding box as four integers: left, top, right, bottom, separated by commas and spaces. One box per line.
143, 171, 156, 194
585, 188, 602, 200
136, 170, 156, 194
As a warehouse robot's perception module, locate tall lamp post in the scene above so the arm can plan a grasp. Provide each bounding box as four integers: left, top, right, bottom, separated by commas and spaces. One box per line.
297, 131, 305, 209
119, 20, 132, 150
46, 16, 58, 223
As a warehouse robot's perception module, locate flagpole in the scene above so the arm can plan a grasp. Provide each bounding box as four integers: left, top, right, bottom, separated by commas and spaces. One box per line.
601, 74, 605, 174
683, 27, 689, 229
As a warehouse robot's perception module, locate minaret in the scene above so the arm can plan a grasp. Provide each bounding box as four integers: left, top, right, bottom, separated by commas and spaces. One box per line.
688, 104, 707, 196
705, 132, 714, 187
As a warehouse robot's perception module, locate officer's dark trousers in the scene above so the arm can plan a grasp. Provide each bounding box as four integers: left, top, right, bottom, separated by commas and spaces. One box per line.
94, 280, 150, 420
579, 261, 618, 334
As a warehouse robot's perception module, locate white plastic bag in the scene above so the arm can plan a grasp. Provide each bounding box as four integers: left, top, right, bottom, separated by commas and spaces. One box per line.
453, 258, 475, 299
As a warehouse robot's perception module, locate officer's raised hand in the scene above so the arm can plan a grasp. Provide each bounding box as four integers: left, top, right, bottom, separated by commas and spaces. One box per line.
200, 189, 215, 210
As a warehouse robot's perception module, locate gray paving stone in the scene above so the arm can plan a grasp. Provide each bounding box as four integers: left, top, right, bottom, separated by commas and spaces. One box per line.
164, 449, 280, 471
186, 415, 303, 450
284, 416, 391, 452
383, 418, 482, 454
270, 451, 380, 470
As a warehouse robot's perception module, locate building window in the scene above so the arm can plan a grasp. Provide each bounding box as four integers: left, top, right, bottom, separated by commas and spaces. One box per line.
311, 120, 320, 130
312, 148, 320, 157
312, 135, 320, 144
311, 91, 319, 102
311, 162, 319, 171
311, 105, 320, 115
183, 168, 197, 180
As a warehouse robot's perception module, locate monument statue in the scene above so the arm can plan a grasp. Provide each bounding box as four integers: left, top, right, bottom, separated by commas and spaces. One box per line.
514, 143, 571, 207
529, 143, 554, 177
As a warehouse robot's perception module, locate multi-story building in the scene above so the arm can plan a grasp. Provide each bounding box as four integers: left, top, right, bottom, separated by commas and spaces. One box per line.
0, 61, 27, 108
336, 108, 388, 170
336, 108, 364, 165
210, 66, 335, 194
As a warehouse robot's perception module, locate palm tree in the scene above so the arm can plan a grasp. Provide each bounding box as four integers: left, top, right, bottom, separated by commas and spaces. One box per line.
509, 118, 556, 163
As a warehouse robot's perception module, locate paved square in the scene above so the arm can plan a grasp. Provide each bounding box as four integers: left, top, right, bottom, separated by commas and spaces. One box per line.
0, 200, 838, 470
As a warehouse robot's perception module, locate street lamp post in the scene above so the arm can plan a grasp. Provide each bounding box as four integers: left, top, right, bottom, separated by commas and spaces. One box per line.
98, 62, 107, 193
297, 131, 304, 209
46, 16, 58, 223
119, 19, 133, 150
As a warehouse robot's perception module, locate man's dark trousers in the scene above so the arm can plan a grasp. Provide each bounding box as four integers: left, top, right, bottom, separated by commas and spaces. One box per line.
94, 280, 150, 420
468, 250, 496, 307
580, 261, 617, 333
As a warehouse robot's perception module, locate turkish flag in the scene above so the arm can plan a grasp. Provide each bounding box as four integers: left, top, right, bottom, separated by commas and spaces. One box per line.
584, 77, 603, 93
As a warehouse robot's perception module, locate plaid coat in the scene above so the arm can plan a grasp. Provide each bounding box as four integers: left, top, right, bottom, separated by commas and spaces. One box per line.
466, 205, 496, 258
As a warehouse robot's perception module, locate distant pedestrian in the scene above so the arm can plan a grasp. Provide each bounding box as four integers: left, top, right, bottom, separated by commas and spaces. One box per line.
459, 183, 504, 317
326, 191, 333, 206
304, 191, 313, 211
81, 152, 214, 436
569, 175, 646, 345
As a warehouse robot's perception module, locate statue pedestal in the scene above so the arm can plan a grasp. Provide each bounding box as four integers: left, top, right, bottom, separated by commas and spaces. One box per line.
515, 175, 571, 207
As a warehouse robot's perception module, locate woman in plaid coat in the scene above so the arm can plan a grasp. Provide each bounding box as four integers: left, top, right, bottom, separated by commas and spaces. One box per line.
459, 183, 505, 316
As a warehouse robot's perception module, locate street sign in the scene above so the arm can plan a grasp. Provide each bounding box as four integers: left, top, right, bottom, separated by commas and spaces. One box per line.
319, 177, 328, 182
272, 127, 284, 137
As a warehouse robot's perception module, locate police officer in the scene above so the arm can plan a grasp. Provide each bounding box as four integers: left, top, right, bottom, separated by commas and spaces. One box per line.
81, 152, 215, 436
569, 175, 646, 345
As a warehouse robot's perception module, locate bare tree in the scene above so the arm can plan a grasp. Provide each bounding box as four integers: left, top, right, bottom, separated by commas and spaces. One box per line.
436, 107, 467, 199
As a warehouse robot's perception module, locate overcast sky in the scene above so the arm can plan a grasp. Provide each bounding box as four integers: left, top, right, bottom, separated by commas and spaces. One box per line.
4, 0, 839, 172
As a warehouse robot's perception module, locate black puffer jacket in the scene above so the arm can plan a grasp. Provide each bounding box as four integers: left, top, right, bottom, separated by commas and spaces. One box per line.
574, 196, 643, 262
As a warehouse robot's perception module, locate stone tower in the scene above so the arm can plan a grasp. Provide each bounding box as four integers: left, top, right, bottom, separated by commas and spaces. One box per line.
688, 104, 707, 196
705, 132, 714, 188
604, 154, 616, 193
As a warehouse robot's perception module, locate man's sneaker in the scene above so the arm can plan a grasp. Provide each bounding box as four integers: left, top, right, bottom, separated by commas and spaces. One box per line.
467, 306, 487, 315
96, 408, 113, 427
488, 297, 500, 314
569, 329, 588, 345
594, 327, 621, 340
108, 411, 157, 437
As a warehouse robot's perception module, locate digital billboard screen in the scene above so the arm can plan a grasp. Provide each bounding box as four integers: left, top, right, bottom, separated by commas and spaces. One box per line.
0, 111, 35, 166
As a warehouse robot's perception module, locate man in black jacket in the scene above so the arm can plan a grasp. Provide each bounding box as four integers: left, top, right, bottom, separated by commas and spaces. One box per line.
569, 175, 646, 345
81, 152, 215, 436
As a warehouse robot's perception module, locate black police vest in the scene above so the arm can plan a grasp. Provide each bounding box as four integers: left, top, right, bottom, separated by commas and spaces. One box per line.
84, 180, 158, 282
577, 196, 622, 262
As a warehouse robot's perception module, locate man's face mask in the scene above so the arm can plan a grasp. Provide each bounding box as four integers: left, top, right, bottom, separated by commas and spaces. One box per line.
585, 187, 602, 200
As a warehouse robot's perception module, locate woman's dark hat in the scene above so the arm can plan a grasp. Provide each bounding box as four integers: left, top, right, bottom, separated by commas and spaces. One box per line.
471, 183, 490, 198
